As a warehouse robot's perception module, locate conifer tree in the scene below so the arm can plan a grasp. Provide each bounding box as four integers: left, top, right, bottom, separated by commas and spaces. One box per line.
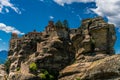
55, 20, 63, 28
63, 20, 69, 28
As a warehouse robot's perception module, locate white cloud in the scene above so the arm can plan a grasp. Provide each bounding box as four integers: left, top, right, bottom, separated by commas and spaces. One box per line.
0, 38, 2, 41
5, 8, 9, 13
0, 0, 21, 14
53, 0, 95, 6
54, 0, 120, 28
91, 0, 120, 28
49, 16, 54, 19
0, 23, 24, 35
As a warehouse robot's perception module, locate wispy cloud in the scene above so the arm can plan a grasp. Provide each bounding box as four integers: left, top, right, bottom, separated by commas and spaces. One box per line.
53, 0, 95, 6
0, 38, 2, 41
49, 16, 54, 20
54, 0, 120, 30
91, 0, 120, 28
0, 0, 21, 14
0, 23, 24, 35
76, 15, 82, 21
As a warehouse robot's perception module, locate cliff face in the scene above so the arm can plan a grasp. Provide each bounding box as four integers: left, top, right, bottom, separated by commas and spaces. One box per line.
59, 55, 120, 80
2, 17, 118, 80
72, 17, 116, 60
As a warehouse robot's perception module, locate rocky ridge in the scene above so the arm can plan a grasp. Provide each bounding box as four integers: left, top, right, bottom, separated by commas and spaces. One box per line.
1, 17, 119, 80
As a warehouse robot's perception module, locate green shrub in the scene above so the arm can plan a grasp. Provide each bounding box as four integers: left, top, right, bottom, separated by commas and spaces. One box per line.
38, 69, 55, 80
49, 75, 54, 80
44, 70, 49, 75
29, 62, 37, 73
40, 69, 46, 73
4, 59, 11, 73
16, 67, 20, 71
38, 73, 46, 79
76, 77, 81, 80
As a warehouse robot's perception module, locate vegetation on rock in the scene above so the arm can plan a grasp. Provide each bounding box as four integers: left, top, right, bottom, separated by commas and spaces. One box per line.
76, 77, 81, 80
4, 17, 117, 80
4, 59, 11, 73
38, 69, 55, 80
29, 62, 37, 73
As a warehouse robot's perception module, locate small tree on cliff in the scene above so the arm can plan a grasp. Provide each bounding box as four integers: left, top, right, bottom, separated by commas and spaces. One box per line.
55, 20, 63, 28
63, 20, 69, 28
63, 20, 69, 30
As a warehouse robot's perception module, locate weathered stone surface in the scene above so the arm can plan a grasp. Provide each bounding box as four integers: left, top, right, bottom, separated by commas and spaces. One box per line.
59, 55, 120, 80
9, 72, 37, 80
6, 17, 117, 80
8, 20, 75, 80
0, 65, 8, 80
72, 17, 116, 60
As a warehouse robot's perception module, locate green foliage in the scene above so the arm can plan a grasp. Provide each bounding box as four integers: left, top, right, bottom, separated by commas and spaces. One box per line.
76, 77, 81, 80
49, 75, 54, 80
55, 20, 69, 31
38, 69, 55, 80
44, 70, 49, 75
29, 62, 37, 73
16, 67, 20, 71
40, 69, 46, 73
55, 20, 63, 28
63, 20, 69, 28
4, 59, 11, 73
38, 73, 46, 79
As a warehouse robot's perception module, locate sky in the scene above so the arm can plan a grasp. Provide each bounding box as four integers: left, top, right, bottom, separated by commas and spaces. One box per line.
0, 0, 120, 53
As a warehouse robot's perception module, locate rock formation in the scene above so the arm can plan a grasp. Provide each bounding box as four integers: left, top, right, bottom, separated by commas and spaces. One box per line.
1, 17, 119, 80
59, 55, 120, 80
72, 17, 116, 60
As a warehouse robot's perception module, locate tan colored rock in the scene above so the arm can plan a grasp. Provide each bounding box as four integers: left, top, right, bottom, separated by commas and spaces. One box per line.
0, 65, 8, 80
59, 55, 120, 80
72, 17, 116, 60
7, 17, 117, 80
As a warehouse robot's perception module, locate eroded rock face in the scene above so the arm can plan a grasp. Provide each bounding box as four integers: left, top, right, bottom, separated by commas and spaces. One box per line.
0, 65, 8, 80
72, 17, 116, 60
8, 21, 75, 80
59, 55, 120, 80
6, 17, 117, 80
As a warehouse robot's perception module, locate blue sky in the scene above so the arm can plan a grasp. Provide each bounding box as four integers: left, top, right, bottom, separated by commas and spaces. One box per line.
0, 0, 120, 54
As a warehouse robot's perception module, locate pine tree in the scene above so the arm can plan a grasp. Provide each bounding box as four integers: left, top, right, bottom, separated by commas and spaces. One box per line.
63, 20, 69, 28
55, 20, 63, 28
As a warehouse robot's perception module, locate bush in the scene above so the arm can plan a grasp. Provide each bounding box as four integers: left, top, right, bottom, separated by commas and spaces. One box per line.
44, 70, 49, 76
4, 59, 11, 73
16, 67, 20, 71
38, 69, 55, 80
76, 77, 81, 80
49, 75, 54, 80
29, 62, 37, 73
38, 73, 46, 80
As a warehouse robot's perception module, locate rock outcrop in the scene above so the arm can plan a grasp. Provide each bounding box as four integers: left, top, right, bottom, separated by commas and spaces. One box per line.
72, 17, 116, 60
1, 17, 118, 80
59, 55, 120, 80
8, 20, 75, 80
0, 65, 7, 80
